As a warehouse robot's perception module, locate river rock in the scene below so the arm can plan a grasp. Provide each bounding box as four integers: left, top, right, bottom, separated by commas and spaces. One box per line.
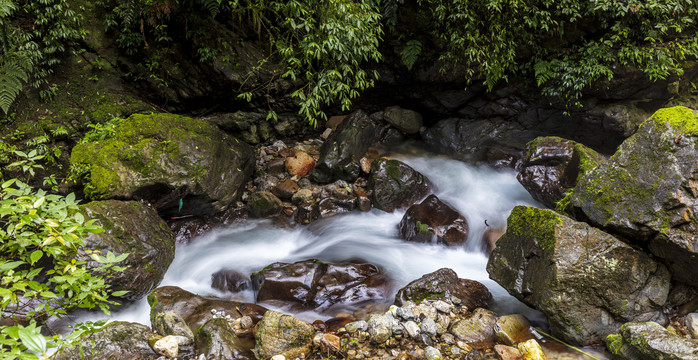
151, 310, 195, 343
211, 269, 250, 293
317, 194, 356, 218
495, 345, 523, 360
294, 201, 319, 224
79, 200, 176, 301
688, 313, 698, 338
383, 106, 423, 134
253, 260, 389, 311
517, 136, 603, 209
71, 113, 254, 215
450, 308, 498, 349
196, 317, 253, 359
312, 110, 380, 183
495, 314, 534, 346
148, 286, 267, 333
271, 179, 300, 200
368, 313, 393, 343
52, 321, 158, 360
606, 321, 698, 360
483, 228, 505, 254
487, 206, 671, 345
153, 335, 179, 358
369, 158, 431, 212
254, 310, 315, 359
398, 194, 468, 246
395, 268, 492, 310
247, 191, 283, 218
571, 106, 698, 287
517, 339, 548, 360
285, 150, 316, 177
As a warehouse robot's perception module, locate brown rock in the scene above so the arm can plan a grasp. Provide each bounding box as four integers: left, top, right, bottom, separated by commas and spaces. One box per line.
286, 150, 316, 177
495, 345, 523, 360
395, 268, 493, 310
398, 194, 468, 246
327, 115, 347, 130
483, 228, 505, 254
450, 308, 498, 349
495, 314, 534, 346
271, 179, 300, 200
211, 269, 249, 293
321, 333, 341, 354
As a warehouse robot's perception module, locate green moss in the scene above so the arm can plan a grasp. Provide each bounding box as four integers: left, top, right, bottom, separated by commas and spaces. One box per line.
605, 334, 624, 355
415, 221, 431, 235
384, 159, 402, 180
506, 206, 562, 252
648, 106, 698, 135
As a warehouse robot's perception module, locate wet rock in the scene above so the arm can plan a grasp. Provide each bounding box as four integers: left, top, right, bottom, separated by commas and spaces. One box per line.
317, 194, 356, 218
395, 268, 493, 310
153, 335, 179, 358
312, 110, 379, 183
52, 322, 158, 360
494, 345, 523, 360
398, 194, 468, 246
266, 158, 287, 175
383, 106, 423, 134
606, 321, 698, 360
211, 269, 250, 293
488, 206, 671, 345
294, 201, 319, 224
247, 191, 283, 218
71, 113, 254, 215
517, 339, 548, 360
151, 310, 195, 343
482, 228, 505, 254
291, 188, 314, 205
285, 150, 316, 177
254, 310, 314, 359
254, 260, 389, 311
572, 106, 698, 287
688, 313, 698, 338
494, 314, 533, 346
368, 313, 393, 343
148, 286, 266, 333
79, 200, 176, 301
450, 308, 498, 349
196, 318, 252, 360
420, 317, 438, 337
271, 179, 300, 200
345, 320, 369, 333
369, 158, 431, 212
321, 333, 341, 354
517, 136, 603, 209
424, 346, 443, 360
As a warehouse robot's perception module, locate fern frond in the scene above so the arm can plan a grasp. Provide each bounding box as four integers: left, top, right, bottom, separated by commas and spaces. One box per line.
0, 51, 33, 114
534, 60, 553, 87
198, 0, 222, 17
0, 0, 16, 19
400, 39, 422, 71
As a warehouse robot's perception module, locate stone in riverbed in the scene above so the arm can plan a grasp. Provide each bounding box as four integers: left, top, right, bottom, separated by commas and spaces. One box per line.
254, 310, 314, 360
383, 106, 423, 134
450, 308, 498, 350
285, 150, 315, 177
517, 339, 548, 360
52, 321, 158, 360
495, 314, 534, 346
487, 206, 671, 346
398, 194, 468, 246
153, 335, 179, 358
151, 310, 194, 343
247, 191, 283, 218
196, 318, 252, 359
494, 344, 523, 360
395, 268, 492, 310
369, 157, 431, 212
606, 321, 698, 360
571, 106, 698, 287
211, 269, 250, 293
271, 179, 300, 200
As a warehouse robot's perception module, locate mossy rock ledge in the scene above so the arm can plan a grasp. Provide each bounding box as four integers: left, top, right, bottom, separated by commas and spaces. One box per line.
606, 321, 698, 360
79, 200, 176, 301
571, 106, 698, 287
487, 206, 671, 346
71, 113, 254, 215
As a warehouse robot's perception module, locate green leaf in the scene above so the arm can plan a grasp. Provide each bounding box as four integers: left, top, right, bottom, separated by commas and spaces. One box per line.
30, 250, 43, 264
18, 324, 47, 354
0, 261, 25, 272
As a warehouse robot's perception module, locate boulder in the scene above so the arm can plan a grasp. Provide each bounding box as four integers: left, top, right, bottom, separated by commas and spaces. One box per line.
450, 308, 498, 349
398, 194, 468, 246
517, 136, 603, 209
383, 106, 423, 134
195, 318, 253, 360
606, 321, 698, 360
394, 268, 492, 310
495, 314, 534, 346
254, 310, 314, 360
571, 106, 698, 287
487, 206, 671, 345
285, 150, 316, 177
79, 200, 176, 301
211, 269, 250, 293
147, 286, 266, 333
368, 158, 431, 212
151, 310, 195, 343
247, 191, 283, 218
317, 194, 356, 219
253, 260, 389, 311
52, 322, 158, 360
71, 113, 254, 215
311, 110, 380, 183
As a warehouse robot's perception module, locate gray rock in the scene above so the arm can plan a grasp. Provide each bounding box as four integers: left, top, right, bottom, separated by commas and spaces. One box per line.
488, 206, 671, 346
607, 321, 698, 360
196, 318, 251, 359
254, 311, 314, 360
247, 191, 283, 218
383, 106, 423, 134
420, 317, 438, 337
403, 321, 421, 339
572, 106, 698, 287
52, 322, 158, 360
395, 268, 492, 311
79, 200, 176, 301
153, 335, 179, 358
151, 310, 195, 343
368, 314, 393, 343
450, 308, 498, 350
688, 313, 698, 339
397, 303, 417, 321
369, 158, 431, 212
433, 300, 453, 314
424, 346, 443, 360
345, 320, 368, 333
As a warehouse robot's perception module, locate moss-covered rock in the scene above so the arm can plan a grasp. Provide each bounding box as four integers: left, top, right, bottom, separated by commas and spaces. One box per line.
79, 200, 176, 301
398, 194, 469, 246
394, 268, 492, 310
517, 136, 603, 210
52, 321, 158, 360
606, 321, 698, 360
487, 206, 671, 346
254, 310, 314, 360
71, 113, 254, 215
571, 106, 698, 287
195, 318, 252, 360
247, 191, 283, 218
368, 157, 431, 212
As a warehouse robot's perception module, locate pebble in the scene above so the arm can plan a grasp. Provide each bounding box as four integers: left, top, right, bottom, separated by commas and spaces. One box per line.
345, 320, 368, 333
420, 317, 438, 337
153, 335, 178, 358
271, 355, 286, 360
425, 346, 443, 360
433, 300, 453, 313
403, 321, 421, 338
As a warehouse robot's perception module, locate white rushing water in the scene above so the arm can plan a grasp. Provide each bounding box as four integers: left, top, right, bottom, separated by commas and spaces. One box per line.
77, 153, 545, 326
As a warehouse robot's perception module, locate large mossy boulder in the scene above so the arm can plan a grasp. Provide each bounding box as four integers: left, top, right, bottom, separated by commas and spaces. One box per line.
571, 106, 698, 287
311, 110, 380, 183
487, 206, 671, 346
254, 310, 315, 360
368, 158, 431, 212
52, 321, 158, 360
80, 200, 176, 301
606, 321, 698, 360
517, 136, 603, 209
71, 113, 254, 215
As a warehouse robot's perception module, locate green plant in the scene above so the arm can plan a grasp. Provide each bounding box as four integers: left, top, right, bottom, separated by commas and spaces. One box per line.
79, 117, 123, 144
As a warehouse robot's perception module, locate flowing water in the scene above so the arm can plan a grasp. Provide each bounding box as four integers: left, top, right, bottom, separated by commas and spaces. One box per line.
76, 152, 546, 327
